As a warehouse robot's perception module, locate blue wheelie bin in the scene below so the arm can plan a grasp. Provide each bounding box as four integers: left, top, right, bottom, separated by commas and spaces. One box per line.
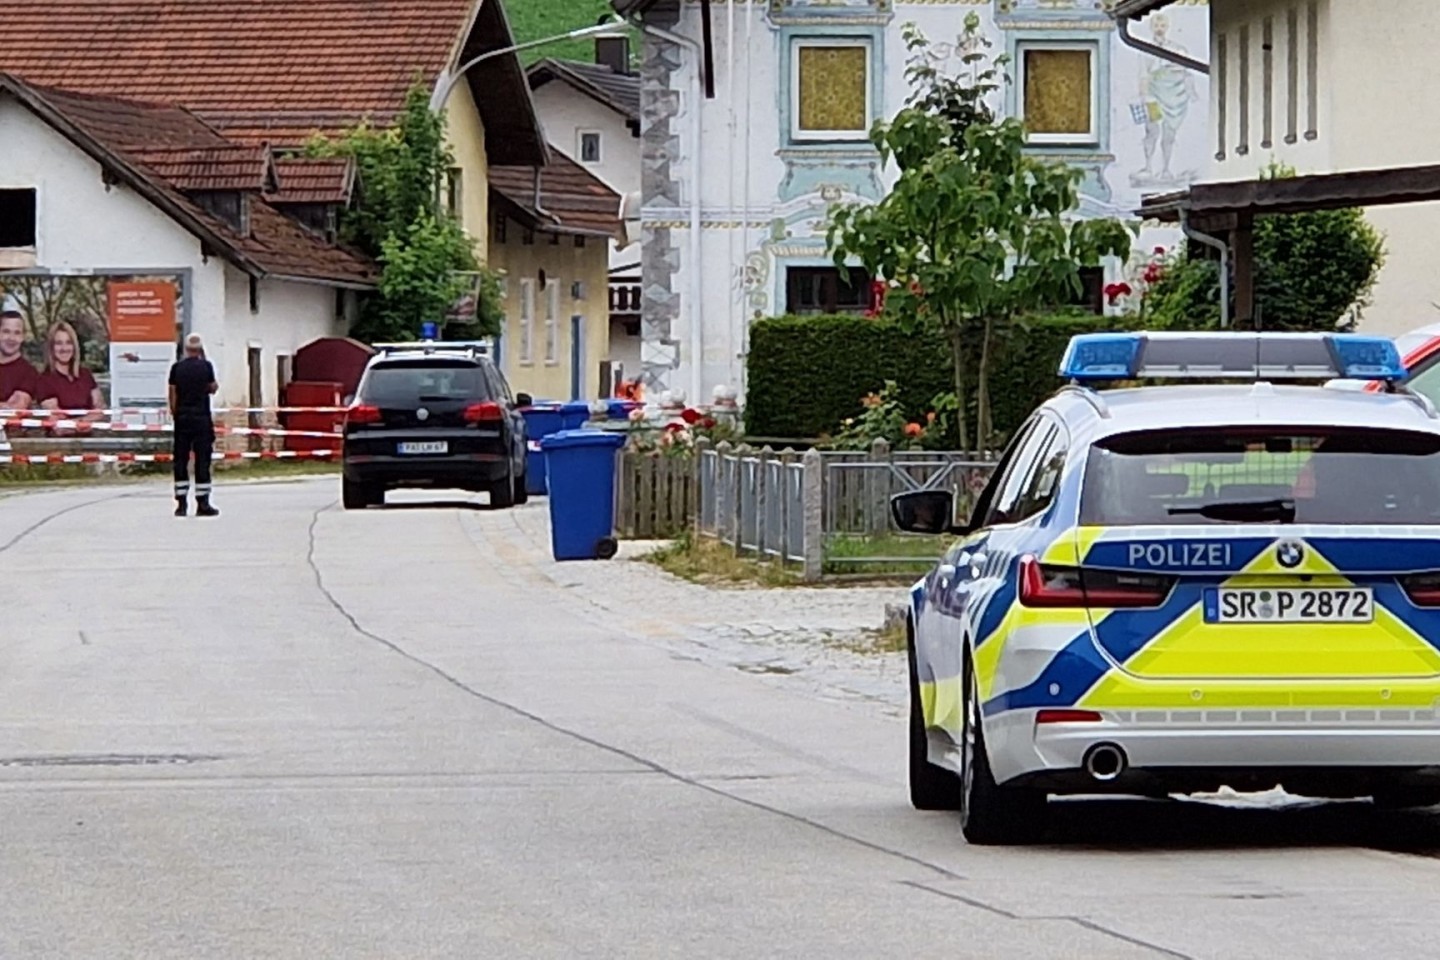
518, 402, 565, 495
541, 429, 626, 561
560, 400, 593, 430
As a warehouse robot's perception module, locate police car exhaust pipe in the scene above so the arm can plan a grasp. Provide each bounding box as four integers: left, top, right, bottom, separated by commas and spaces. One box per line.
1083, 743, 1127, 782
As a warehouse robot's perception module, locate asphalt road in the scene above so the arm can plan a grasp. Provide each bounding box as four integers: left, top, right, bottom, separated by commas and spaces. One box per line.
2, 479, 1439, 959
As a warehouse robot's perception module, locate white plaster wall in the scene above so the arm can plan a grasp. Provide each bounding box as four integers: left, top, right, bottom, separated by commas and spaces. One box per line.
224, 268, 345, 407
652, 2, 1210, 403
1205, 0, 1440, 336
1207, 0, 1332, 179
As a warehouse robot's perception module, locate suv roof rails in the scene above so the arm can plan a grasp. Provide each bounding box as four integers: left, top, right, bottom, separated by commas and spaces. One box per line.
1391, 383, 1440, 419
372, 339, 493, 360
1056, 383, 1110, 419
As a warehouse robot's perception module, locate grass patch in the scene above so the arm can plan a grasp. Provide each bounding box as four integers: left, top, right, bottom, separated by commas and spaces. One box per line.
823, 533, 951, 577
644, 531, 799, 587
508, 0, 627, 64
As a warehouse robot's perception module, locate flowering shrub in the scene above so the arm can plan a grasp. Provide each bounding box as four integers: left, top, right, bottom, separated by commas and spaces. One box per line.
624, 405, 743, 456
826, 381, 955, 452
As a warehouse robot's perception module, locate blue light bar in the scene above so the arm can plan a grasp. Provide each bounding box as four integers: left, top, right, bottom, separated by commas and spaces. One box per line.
1058, 332, 1406, 383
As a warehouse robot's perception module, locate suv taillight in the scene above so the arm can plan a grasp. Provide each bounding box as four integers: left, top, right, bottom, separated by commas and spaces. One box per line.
1401, 572, 1440, 607
1018, 556, 1173, 609
346, 404, 382, 425
464, 402, 504, 423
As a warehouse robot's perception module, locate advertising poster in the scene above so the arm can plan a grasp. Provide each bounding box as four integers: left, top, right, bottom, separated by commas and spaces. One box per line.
108, 281, 180, 414
0, 274, 182, 422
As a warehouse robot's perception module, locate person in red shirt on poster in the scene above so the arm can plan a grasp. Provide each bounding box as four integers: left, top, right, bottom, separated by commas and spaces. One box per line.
0, 307, 38, 411
35, 320, 104, 418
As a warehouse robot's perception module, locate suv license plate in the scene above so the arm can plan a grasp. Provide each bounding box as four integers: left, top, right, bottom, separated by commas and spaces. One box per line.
1204, 588, 1373, 623
398, 441, 448, 455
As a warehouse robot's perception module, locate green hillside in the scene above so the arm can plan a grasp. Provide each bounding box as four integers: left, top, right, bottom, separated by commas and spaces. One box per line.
506, 0, 622, 64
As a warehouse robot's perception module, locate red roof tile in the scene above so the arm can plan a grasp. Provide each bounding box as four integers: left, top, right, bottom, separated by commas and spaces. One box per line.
0, 74, 375, 287
269, 157, 356, 205
0, 0, 547, 164
131, 145, 272, 192
489, 148, 622, 239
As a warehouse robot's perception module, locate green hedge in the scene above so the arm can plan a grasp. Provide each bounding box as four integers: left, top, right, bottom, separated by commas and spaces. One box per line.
745, 312, 1117, 444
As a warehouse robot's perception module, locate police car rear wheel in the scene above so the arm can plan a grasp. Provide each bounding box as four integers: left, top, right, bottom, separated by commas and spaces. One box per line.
960, 655, 1047, 845
907, 627, 963, 811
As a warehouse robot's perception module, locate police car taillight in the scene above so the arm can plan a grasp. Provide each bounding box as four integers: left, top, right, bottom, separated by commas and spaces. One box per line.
1400, 573, 1440, 607
346, 404, 382, 425
1019, 556, 1173, 609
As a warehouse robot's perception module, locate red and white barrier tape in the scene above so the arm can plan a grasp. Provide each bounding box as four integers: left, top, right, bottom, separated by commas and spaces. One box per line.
0, 406, 349, 418
1, 418, 341, 439
0, 449, 340, 465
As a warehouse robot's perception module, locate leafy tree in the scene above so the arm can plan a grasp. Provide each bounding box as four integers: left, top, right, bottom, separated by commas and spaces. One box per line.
308, 81, 501, 342
827, 15, 1131, 449
1143, 164, 1385, 331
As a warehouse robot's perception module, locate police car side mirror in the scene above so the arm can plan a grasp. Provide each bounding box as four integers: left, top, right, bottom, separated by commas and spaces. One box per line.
891, 490, 963, 536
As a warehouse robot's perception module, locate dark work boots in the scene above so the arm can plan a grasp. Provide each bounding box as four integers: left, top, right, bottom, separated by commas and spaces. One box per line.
196, 496, 220, 518
175, 498, 187, 517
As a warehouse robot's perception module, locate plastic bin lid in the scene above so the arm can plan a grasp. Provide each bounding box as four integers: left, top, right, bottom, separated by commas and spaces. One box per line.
520, 401, 563, 412
540, 428, 626, 451
560, 400, 594, 414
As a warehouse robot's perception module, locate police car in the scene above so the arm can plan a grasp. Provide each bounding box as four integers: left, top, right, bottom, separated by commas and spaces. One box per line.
893, 332, 1440, 844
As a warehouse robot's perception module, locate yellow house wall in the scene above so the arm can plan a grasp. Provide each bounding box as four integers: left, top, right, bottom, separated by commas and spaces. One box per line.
490, 222, 610, 401
441, 80, 490, 265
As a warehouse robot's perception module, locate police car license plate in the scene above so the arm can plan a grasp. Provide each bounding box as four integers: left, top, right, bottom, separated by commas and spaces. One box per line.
1204, 588, 1373, 623
398, 441, 448, 455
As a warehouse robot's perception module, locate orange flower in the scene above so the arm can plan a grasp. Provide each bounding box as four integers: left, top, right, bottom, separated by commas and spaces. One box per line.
861, 392, 882, 408
904, 422, 924, 438
925, 411, 937, 424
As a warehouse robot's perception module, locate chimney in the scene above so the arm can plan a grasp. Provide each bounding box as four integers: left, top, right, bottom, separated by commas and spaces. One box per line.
596, 35, 630, 75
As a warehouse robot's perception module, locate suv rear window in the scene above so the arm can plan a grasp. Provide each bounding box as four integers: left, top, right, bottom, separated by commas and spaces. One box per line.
1080, 427, 1440, 526
359, 360, 490, 406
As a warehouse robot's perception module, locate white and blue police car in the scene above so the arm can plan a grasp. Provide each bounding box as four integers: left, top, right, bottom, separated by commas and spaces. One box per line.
894, 332, 1440, 844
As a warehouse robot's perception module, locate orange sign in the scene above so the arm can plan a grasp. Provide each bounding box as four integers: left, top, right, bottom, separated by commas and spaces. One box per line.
108, 281, 177, 343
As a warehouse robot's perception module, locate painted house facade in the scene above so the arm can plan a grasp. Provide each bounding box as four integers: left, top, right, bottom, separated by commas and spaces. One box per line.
1118, 0, 1439, 336
614, 0, 1212, 404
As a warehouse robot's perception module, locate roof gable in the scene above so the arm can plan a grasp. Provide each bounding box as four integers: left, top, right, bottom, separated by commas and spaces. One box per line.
528, 58, 640, 124
0, 0, 546, 165
0, 74, 374, 287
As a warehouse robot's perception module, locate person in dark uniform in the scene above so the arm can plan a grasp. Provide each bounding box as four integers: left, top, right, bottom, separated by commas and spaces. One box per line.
168, 333, 219, 517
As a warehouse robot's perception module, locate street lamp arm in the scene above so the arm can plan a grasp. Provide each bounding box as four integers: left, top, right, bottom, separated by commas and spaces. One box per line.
429, 16, 627, 111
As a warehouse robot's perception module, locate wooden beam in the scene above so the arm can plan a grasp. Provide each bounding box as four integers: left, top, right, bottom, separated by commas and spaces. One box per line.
1231, 214, 1255, 329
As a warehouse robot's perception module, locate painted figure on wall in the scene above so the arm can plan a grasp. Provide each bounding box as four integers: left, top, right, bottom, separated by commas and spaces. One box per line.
1131, 14, 1200, 187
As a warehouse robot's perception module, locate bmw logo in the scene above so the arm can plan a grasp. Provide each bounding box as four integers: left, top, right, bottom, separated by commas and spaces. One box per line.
1276, 541, 1304, 569
417, 408, 430, 421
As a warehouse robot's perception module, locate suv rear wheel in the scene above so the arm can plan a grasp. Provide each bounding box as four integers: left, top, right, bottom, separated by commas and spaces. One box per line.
489, 465, 516, 509
342, 477, 383, 510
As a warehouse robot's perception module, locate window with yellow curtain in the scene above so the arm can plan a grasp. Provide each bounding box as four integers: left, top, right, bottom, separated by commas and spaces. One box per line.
1021, 45, 1096, 141
795, 43, 869, 137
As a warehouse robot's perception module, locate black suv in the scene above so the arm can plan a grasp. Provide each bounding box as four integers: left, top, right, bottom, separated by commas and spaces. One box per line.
341, 344, 531, 510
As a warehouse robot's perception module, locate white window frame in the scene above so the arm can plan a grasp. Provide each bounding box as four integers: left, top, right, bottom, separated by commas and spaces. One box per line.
790, 38, 873, 143
518, 278, 535, 365
1015, 41, 1100, 146
578, 130, 603, 165
544, 280, 560, 365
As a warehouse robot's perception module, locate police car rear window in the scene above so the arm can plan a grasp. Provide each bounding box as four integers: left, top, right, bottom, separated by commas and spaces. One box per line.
1080, 427, 1440, 526
359, 361, 490, 406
